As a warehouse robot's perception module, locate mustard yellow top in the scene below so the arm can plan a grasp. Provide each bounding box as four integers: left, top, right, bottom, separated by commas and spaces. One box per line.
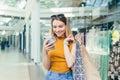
48, 37, 72, 72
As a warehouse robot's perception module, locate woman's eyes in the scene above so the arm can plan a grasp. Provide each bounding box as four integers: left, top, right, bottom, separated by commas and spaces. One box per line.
53, 25, 64, 28
59, 26, 64, 28
53, 26, 57, 28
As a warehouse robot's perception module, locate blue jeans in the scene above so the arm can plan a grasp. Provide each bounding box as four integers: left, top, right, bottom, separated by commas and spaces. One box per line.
45, 70, 74, 80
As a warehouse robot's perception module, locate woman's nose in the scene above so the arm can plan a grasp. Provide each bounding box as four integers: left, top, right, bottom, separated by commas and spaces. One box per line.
55, 27, 60, 32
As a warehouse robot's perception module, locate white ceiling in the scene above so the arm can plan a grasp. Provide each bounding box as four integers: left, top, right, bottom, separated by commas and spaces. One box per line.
0, 0, 26, 8
39, 0, 111, 8
0, 0, 26, 27
0, 0, 115, 36
0, 0, 111, 27
40, 0, 82, 8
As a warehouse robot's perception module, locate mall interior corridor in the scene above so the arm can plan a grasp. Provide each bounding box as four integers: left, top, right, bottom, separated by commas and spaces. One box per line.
0, 0, 120, 80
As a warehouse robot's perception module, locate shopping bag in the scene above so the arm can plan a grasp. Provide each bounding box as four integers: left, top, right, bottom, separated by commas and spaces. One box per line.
73, 41, 86, 80
79, 42, 101, 80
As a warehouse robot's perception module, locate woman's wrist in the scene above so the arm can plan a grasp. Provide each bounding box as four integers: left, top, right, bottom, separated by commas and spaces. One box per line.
79, 42, 82, 45
64, 41, 69, 45
80, 44, 84, 48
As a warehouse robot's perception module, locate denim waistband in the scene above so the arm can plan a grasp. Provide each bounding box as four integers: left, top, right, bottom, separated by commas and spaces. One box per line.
48, 70, 72, 76
46, 70, 73, 80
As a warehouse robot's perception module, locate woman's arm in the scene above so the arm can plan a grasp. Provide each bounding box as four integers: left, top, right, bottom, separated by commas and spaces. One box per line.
64, 33, 83, 68
42, 47, 50, 70
64, 40, 76, 68
42, 39, 54, 70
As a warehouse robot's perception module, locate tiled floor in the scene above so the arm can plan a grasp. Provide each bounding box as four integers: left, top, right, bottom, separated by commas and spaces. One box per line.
0, 47, 46, 80
28, 64, 46, 80
0, 47, 30, 80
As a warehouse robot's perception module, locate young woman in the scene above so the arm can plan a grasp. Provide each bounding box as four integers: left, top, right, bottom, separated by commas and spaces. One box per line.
42, 14, 79, 80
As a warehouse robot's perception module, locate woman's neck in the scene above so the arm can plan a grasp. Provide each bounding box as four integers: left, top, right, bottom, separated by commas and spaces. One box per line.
57, 37, 65, 40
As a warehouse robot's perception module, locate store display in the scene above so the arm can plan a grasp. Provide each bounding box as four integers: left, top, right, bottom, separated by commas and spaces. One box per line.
108, 41, 120, 80
86, 27, 110, 80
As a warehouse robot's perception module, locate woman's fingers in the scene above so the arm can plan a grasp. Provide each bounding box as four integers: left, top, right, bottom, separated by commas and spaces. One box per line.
47, 42, 55, 47
44, 42, 55, 51
45, 45, 55, 51
43, 39, 49, 45
75, 33, 82, 42
65, 37, 74, 42
68, 34, 72, 38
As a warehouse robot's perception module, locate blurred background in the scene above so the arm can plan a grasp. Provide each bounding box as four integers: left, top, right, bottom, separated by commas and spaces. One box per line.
0, 0, 120, 80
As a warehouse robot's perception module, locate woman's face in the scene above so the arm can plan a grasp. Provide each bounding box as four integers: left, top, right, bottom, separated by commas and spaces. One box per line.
52, 20, 66, 37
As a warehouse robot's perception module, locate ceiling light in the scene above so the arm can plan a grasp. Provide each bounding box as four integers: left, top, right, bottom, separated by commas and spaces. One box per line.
2, 30, 6, 35
54, 1, 59, 4
0, 22, 4, 25
16, 32, 19, 36
17, 0, 26, 9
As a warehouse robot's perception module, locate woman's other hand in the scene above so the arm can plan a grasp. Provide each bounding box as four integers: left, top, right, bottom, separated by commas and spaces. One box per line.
75, 33, 83, 45
64, 35, 74, 45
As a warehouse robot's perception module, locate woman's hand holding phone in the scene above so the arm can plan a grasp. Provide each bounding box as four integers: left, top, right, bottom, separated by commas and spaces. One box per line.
43, 36, 55, 52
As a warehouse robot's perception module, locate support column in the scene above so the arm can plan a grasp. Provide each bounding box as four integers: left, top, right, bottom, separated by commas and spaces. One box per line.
23, 25, 26, 53
26, 22, 30, 61
31, 0, 40, 63
18, 33, 22, 52
21, 32, 23, 51
13, 35, 15, 47
12, 35, 15, 47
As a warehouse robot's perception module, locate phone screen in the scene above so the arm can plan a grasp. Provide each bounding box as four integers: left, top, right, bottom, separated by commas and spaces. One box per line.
43, 36, 54, 44
43, 35, 55, 50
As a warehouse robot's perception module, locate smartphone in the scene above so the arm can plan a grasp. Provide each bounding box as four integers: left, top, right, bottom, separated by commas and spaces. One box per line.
43, 35, 55, 49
